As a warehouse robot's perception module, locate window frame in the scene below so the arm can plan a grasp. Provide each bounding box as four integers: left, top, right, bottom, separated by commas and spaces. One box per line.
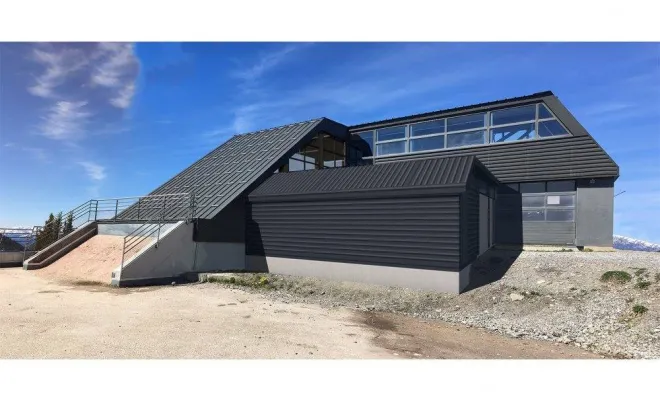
349, 101, 571, 160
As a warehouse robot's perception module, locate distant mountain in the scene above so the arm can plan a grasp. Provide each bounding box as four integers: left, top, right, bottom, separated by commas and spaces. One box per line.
613, 235, 660, 252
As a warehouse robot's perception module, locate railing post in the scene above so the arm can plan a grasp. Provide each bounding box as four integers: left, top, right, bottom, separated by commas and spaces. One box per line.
137, 198, 141, 220
114, 199, 119, 221
93, 200, 98, 221
120, 237, 127, 270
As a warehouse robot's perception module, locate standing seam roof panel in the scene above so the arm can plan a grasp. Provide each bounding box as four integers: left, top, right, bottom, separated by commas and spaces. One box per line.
248, 155, 487, 200
120, 118, 332, 220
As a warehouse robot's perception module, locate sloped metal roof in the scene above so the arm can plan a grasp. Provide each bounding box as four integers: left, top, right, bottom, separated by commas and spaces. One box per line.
249, 155, 496, 201
122, 118, 347, 220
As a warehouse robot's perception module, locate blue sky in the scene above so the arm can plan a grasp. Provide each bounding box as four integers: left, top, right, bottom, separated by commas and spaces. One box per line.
0, 42, 658, 242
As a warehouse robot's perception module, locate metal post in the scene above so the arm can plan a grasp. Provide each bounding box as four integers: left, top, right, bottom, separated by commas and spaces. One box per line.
120, 237, 126, 269
137, 198, 141, 220
114, 199, 119, 220
93, 200, 98, 221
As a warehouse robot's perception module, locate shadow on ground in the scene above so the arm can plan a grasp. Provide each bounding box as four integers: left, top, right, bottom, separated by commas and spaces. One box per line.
463, 248, 522, 292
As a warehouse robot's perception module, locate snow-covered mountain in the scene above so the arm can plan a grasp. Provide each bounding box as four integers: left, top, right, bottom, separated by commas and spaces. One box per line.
613, 235, 660, 252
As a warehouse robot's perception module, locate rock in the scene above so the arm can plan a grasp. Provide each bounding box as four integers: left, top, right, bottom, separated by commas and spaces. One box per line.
537, 280, 546, 285
435, 309, 442, 313
171, 281, 176, 286
510, 293, 524, 301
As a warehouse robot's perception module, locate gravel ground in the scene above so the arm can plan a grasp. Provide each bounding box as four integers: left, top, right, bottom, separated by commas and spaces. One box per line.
1, 267, 597, 359
204, 250, 660, 359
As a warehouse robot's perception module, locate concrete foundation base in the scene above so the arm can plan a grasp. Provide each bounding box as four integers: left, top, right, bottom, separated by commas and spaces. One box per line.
245, 255, 470, 294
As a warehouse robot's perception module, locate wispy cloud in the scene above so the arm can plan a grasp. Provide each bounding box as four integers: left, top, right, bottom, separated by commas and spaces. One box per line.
40, 100, 90, 141
231, 43, 313, 89
27, 46, 88, 99
77, 161, 106, 181
25, 42, 140, 142
90, 43, 140, 108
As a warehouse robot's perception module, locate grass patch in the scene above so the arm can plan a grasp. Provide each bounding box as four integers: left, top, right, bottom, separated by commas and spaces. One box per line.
580, 248, 594, 252
633, 268, 648, 277
600, 271, 632, 284
71, 280, 105, 287
655, 273, 660, 283
207, 274, 272, 289
632, 305, 648, 315
635, 281, 651, 290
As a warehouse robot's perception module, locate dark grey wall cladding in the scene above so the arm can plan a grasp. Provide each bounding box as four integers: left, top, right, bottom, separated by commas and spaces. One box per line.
460, 188, 480, 268
375, 135, 618, 183
194, 196, 245, 243
494, 194, 523, 245
246, 196, 463, 271
523, 222, 575, 245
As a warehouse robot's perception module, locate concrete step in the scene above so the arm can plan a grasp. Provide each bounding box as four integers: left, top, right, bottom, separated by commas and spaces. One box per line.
23, 221, 98, 270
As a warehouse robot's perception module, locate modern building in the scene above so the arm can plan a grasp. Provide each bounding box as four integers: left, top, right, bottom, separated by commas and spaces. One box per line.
24, 91, 619, 293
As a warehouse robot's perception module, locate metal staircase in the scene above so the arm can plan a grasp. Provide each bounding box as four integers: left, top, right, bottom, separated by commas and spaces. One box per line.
13, 193, 196, 266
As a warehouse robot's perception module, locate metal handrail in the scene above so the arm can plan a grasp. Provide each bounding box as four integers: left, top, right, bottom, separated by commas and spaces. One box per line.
26, 193, 196, 265
120, 193, 195, 270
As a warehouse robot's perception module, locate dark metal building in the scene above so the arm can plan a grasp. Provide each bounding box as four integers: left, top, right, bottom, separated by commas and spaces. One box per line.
125, 90, 618, 292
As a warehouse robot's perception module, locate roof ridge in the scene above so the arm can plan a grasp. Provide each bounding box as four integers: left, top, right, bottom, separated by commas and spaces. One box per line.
234, 117, 325, 138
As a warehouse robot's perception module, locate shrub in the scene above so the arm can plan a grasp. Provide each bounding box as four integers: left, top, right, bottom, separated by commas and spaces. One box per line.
600, 271, 632, 284
635, 281, 651, 290
632, 305, 648, 315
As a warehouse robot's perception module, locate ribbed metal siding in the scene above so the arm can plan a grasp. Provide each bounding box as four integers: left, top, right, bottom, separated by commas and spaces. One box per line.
375, 136, 618, 183
461, 188, 480, 267
246, 196, 462, 271
494, 194, 576, 245
249, 156, 476, 199
523, 222, 575, 245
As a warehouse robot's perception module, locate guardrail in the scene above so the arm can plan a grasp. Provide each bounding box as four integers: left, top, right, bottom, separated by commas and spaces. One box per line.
120, 193, 194, 269
15, 193, 196, 265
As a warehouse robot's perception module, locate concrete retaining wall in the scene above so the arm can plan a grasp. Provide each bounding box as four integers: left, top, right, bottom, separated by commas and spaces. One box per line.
114, 222, 247, 286
246, 255, 470, 294
98, 223, 177, 237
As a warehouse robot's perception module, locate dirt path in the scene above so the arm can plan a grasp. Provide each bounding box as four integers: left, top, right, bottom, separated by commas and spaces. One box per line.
0, 268, 599, 359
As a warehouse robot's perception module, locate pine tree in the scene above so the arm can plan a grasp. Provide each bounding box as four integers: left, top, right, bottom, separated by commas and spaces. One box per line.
35, 213, 55, 250
62, 212, 74, 236
53, 212, 63, 241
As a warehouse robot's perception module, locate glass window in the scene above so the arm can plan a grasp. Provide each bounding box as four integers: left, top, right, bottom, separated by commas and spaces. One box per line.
446, 130, 486, 148
447, 113, 485, 132
546, 194, 575, 207
546, 209, 574, 221
410, 120, 445, 137
376, 126, 406, 142
410, 135, 445, 152
538, 120, 568, 137
547, 180, 575, 192
522, 195, 545, 207
351, 131, 374, 156
491, 105, 536, 126
289, 158, 305, 172
523, 210, 545, 221
490, 123, 536, 143
520, 182, 545, 193
376, 141, 406, 156
538, 104, 554, 119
